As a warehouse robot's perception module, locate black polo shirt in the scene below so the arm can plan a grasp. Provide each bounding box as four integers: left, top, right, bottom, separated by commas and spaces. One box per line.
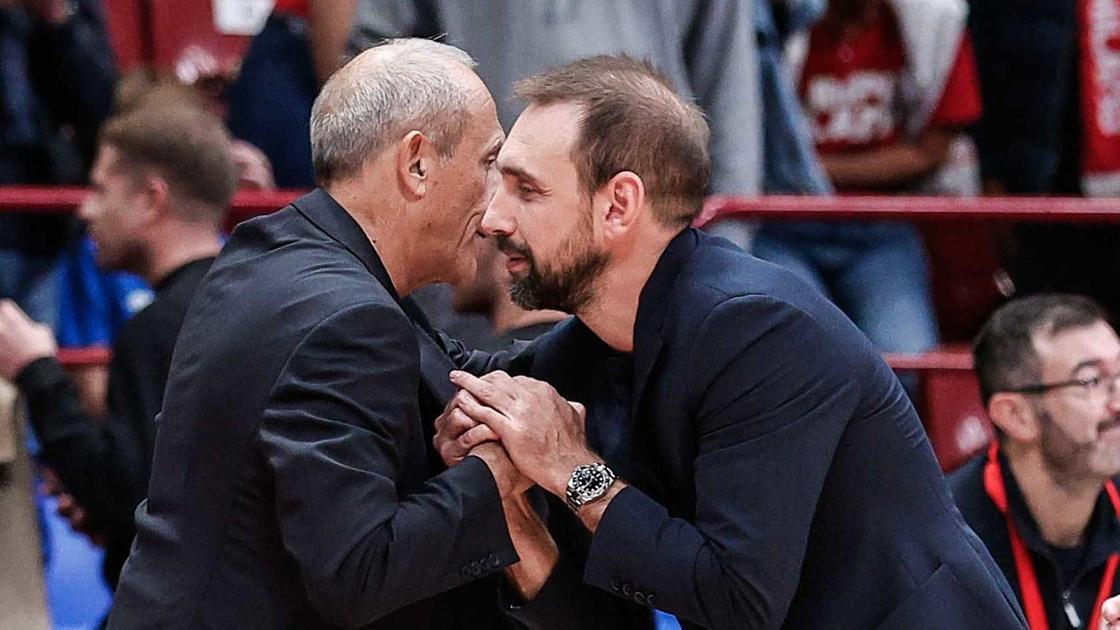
950, 450, 1120, 629
17, 257, 213, 588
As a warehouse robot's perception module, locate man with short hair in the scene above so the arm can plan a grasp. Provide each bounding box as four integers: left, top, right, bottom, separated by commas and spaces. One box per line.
436, 55, 1026, 630
950, 295, 1120, 630
0, 95, 235, 590
108, 39, 527, 630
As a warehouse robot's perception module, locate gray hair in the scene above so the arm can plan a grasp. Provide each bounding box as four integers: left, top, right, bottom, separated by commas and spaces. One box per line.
310, 38, 478, 184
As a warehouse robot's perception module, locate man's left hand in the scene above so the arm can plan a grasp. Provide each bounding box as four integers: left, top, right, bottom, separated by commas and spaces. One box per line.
449, 370, 596, 498
0, 299, 57, 382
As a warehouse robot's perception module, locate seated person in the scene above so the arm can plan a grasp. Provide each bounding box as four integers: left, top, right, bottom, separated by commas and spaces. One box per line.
951, 294, 1120, 630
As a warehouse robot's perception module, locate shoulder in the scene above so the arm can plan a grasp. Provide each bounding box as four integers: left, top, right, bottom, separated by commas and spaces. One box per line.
947, 454, 990, 519
676, 234, 873, 354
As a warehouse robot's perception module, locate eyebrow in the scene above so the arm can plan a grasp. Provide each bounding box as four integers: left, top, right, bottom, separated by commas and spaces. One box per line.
499, 163, 547, 189
1070, 356, 1120, 374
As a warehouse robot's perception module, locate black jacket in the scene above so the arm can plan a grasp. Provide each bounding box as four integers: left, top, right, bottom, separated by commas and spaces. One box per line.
108, 189, 519, 629
950, 451, 1120, 630
18, 257, 212, 588
510, 229, 1027, 630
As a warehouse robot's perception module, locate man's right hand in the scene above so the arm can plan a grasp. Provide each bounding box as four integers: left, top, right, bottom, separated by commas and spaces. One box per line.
0, 299, 57, 382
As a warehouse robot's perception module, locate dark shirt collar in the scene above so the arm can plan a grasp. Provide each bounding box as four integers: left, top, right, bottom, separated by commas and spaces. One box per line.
292, 188, 402, 304
153, 257, 214, 294
998, 449, 1120, 574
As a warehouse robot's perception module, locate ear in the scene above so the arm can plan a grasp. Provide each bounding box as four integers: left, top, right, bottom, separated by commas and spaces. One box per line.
987, 393, 1042, 443
396, 131, 435, 201
136, 175, 170, 225
600, 170, 645, 240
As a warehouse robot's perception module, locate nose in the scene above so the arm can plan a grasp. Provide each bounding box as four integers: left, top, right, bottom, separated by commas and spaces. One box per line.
1107, 374, 1120, 411
77, 195, 96, 222
480, 186, 515, 238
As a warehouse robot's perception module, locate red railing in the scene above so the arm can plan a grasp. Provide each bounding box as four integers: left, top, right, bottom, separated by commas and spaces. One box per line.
0, 185, 1108, 371
6, 186, 1120, 223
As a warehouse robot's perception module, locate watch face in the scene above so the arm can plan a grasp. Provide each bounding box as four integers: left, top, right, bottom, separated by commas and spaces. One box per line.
573, 467, 603, 492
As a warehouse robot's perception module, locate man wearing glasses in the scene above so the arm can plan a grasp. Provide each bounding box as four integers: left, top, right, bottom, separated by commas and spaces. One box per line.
951, 294, 1120, 630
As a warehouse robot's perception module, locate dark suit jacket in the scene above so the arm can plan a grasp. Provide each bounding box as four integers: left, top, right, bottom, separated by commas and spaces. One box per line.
108, 189, 519, 629
510, 229, 1026, 630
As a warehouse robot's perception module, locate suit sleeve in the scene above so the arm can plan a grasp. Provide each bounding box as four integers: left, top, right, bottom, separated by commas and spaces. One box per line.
583, 296, 862, 630
258, 302, 519, 629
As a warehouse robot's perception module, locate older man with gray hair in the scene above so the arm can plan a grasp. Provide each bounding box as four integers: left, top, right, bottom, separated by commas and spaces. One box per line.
108, 39, 526, 630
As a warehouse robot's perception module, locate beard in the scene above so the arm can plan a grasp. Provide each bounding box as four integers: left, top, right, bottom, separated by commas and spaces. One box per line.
96, 237, 148, 276
495, 223, 608, 314
1036, 405, 1120, 484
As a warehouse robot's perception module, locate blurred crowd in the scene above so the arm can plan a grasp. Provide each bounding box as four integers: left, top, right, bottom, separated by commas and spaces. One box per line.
0, 0, 1117, 627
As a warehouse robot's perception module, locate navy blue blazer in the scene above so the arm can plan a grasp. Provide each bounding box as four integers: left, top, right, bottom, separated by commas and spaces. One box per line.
511, 229, 1027, 630
108, 190, 519, 629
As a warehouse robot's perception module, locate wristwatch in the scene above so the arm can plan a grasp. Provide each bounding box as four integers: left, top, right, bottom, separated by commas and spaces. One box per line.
565, 463, 617, 511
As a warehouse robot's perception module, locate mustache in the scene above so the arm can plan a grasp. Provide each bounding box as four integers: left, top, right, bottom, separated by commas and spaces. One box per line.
1100, 416, 1120, 433
493, 235, 531, 259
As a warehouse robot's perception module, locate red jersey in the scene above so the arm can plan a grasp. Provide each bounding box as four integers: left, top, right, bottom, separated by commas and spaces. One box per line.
798, 6, 981, 156
274, 0, 310, 19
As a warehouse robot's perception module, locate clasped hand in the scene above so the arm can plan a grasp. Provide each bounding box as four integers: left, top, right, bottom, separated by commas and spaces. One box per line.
433, 370, 595, 498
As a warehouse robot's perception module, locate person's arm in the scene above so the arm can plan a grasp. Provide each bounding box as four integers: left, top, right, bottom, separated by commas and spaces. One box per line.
308, 0, 357, 85
0, 300, 148, 540
257, 302, 521, 628
26, 0, 117, 164
433, 386, 648, 630
821, 127, 955, 190
456, 297, 861, 630
684, 0, 763, 196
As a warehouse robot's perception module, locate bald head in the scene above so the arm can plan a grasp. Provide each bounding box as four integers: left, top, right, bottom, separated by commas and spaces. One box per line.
310, 38, 483, 185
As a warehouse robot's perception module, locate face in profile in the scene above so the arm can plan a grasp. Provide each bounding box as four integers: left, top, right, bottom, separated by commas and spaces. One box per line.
1029, 320, 1120, 480
423, 77, 505, 287
481, 102, 609, 313
80, 145, 149, 273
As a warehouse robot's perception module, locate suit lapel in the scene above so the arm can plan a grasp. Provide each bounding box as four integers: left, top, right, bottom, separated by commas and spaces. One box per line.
292, 189, 401, 302
292, 189, 457, 405
629, 229, 699, 421
403, 298, 458, 406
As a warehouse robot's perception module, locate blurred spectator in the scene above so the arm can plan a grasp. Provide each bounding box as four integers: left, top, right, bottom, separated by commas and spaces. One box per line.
951, 294, 1120, 629
749, 0, 982, 354
451, 238, 565, 352
353, 0, 761, 199
227, 0, 358, 188
353, 0, 762, 343
754, 0, 832, 195
0, 96, 235, 599
970, 0, 1120, 318
0, 0, 116, 326
51, 77, 271, 421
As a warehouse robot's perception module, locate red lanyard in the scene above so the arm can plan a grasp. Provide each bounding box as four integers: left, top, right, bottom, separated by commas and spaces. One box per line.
983, 442, 1120, 630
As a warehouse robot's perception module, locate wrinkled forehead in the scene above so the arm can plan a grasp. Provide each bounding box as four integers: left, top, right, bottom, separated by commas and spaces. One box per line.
1033, 320, 1120, 375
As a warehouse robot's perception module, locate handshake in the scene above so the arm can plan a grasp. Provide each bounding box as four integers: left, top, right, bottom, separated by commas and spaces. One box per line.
433, 370, 605, 505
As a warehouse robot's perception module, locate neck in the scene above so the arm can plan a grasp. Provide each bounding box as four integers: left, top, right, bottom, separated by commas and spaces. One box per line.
491, 300, 565, 337
574, 228, 675, 353
1005, 444, 1103, 548
328, 181, 424, 297
144, 225, 222, 286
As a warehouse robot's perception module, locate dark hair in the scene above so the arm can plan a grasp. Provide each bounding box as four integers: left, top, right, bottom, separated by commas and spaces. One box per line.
515, 55, 711, 228
973, 294, 1109, 404
99, 92, 236, 224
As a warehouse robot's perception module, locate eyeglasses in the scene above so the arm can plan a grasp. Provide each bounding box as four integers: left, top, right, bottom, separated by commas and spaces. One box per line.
1004, 372, 1120, 398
